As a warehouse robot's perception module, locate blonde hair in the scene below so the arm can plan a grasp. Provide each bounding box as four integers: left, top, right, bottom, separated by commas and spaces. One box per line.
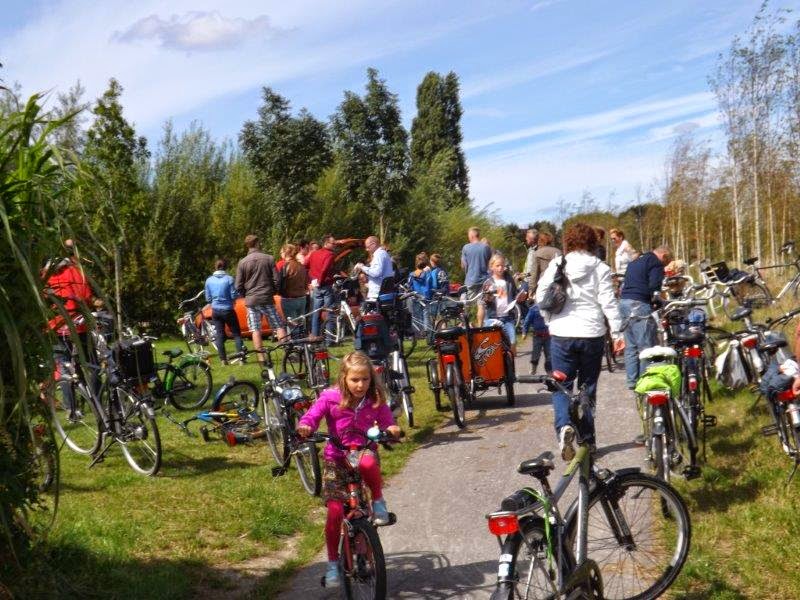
281, 243, 298, 260
337, 351, 387, 409
609, 228, 625, 239
489, 254, 506, 269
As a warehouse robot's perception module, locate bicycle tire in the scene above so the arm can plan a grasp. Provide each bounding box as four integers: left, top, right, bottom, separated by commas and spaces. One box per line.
446, 364, 466, 429
293, 441, 321, 496
115, 388, 162, 476
671, 398, 696, 473
263, 393, 287, 464
311, 357, 329, 396
490, 517, 573, 600
567, 471, 691, 600
400, 391, 415, 428
504, 352, 516, 407
340, 518, 387, 600
651, 432, 667, 483
282, 347, 307, 380
50, 381, 103, 455
168, 360, 212, 410
427, 358, 444, 411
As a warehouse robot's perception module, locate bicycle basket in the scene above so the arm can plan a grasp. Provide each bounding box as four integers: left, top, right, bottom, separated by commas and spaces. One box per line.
113, 338, 156, 383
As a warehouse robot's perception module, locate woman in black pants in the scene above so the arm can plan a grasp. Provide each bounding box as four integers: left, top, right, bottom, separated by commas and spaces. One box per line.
204, 258, 244, 364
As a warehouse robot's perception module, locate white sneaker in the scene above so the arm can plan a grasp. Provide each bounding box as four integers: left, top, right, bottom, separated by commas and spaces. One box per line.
559, 425, 576, 461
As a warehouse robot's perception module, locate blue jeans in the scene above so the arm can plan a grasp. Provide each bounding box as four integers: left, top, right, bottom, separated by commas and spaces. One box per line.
549, 335, 604, 443
531, 334, 552, 373
620, 299, 658, 389
312, 285, 335, 337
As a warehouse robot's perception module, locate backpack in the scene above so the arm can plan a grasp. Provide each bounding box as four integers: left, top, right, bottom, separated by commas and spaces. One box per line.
431, 267, 449, 294
538, 257, 569, 315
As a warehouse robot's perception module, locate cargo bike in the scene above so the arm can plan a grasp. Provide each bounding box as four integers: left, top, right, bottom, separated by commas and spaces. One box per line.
425, 289, 516, 429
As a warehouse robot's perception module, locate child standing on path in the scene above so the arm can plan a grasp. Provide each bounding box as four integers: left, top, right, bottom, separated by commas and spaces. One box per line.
297, 351, 401, 588
522, 303, 551, 375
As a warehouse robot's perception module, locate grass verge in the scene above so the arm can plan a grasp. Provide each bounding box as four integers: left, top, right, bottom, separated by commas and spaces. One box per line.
2, 338, 447, 599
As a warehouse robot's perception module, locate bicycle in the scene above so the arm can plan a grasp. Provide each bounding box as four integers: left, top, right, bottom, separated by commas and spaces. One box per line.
699, 259, 772, 317
358, 297, 417, 428
176, 290, 215, 354
280, 333, 331, 399
50, 335, 163, 476
749, 240, 800, 303
489, 371, 692, 600
307, 427, 402, 599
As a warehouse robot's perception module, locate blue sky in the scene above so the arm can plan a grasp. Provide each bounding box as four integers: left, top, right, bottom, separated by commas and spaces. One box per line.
0, 0, 781, 224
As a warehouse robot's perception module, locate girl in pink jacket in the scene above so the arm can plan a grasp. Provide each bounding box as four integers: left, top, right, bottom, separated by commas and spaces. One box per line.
297, 351, 400, 587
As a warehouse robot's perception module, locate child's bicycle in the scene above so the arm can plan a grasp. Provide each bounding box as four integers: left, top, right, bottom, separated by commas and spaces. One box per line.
306, 426, 403, 600
487, 371, 692, 600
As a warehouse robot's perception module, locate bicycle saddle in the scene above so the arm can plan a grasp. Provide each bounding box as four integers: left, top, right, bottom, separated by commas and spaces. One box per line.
730, 306, 752, 321
758, 334, 788, 353
162, 348, 183, 358
638, 346, 677, 361
275, 372, 297, 385
671, 330, 705, 345
743, 257, 759, 265
517, 451, 555, 478
434, 327, 464, 340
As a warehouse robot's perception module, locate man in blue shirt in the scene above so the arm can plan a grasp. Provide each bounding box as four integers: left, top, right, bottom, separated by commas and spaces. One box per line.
461, 226, 492, 322
620, 246, 672, 389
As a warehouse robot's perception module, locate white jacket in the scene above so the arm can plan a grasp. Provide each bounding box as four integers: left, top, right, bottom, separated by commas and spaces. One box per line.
535, 251, 622, 338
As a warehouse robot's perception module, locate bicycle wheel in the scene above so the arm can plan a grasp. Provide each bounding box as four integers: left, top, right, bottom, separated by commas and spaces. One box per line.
50, 381, 103, 455
263, 392, 288, 464
651, 432, 669, 483
446, 365, 466, 429
400, 390, 415, 428
426, 358, 444, 411
490, 519, 572, 600
115, 388, 162, 476
293, 441, 321, 496
504, 352, 516, 407
282, 347, 307, 379
168, 360, 212, 410
311, 357, 329, 395
568, 472, 691, 600
340, 518, 387, 600
671, 400, 696, 473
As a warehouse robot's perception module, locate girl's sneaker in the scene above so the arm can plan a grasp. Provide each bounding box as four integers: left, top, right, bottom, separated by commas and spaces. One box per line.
372, 499, 390, 525
324, 561, 339, 587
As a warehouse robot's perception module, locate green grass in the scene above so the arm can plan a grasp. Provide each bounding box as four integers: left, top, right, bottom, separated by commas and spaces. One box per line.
4, 337, 447, 599
666, 381, 800, 599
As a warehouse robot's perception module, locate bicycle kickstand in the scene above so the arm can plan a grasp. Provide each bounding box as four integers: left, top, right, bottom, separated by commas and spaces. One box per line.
88, 433, 117, 469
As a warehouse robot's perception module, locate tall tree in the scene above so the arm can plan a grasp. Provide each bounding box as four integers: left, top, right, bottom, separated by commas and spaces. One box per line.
240, 87, 331, 246
82, 78, 149, 328
331, 68, 410, 242
410, 71, 468, 206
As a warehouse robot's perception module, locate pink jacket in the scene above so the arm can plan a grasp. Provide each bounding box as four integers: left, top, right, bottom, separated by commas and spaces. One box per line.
298, 387, 395, 462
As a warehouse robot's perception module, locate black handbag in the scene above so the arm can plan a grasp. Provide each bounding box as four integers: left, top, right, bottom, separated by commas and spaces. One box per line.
539, 257, 569, 315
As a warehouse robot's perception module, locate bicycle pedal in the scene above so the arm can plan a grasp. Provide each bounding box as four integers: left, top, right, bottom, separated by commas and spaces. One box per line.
761, 424, 779, 437
199, 426, 211, 442
703, 415, 717, 427
682, 466, 702, 480
271, 466, 287, 478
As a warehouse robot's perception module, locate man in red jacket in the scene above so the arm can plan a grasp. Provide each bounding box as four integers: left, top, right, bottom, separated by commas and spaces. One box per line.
306, 234, 337, 338
43, 239, 97, 417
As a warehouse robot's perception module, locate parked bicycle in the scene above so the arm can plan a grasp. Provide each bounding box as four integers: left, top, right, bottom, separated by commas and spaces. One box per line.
50, 335, 163, 476
307, 427, 402, 599
280, 332, 331, 399
176, 290, 215, 354
750, 240, 800, 303
490, 371, 692, 600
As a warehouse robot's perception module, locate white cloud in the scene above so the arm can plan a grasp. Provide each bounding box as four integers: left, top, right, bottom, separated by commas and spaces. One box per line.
464, 91, 715, 151
461, 49, 613, 99
647, 110, 721, 142
113, 11, 282, 51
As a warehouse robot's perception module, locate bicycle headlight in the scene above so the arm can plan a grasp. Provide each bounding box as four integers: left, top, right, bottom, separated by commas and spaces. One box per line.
281, 387, 304, 403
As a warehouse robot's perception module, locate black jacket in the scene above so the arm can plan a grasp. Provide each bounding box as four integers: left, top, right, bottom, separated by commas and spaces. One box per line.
620, 252, 664, 303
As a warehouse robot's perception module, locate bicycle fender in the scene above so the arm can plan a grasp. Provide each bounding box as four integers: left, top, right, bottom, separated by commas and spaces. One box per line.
177, 355, 202, 369
652, 408, 666, 436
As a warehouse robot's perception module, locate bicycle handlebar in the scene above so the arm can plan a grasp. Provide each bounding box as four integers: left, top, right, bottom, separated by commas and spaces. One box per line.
305, 428, 405, 451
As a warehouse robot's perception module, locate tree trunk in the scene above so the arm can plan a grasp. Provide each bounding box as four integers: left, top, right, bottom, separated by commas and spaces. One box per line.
114, 243, 123, 333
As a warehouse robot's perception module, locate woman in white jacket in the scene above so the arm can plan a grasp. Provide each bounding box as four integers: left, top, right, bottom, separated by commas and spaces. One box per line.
535, 223, 623, 460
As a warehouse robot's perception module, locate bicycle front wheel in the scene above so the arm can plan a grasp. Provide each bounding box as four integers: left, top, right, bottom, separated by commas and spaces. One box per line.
293, 441, 321, 496
264, 393, 288, 464
400, 390, 415, 428
50, 381, 103, 455
116, 388, 162, 476
571, 471, 691, 600
168, 360, 212, 410
341, 518, 387, 600
282, 347, 307, 380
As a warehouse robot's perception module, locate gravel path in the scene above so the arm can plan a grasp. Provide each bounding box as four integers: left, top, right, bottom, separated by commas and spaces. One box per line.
278, 344, 642, 599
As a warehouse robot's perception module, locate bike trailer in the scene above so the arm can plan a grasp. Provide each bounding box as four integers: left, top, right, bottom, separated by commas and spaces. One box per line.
113, 338, 157, 383
354, 312, 392, 360
468, 325, 509, 385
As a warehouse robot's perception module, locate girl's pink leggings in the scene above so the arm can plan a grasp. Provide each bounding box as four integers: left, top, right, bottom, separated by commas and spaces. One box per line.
325, 452, 382, 561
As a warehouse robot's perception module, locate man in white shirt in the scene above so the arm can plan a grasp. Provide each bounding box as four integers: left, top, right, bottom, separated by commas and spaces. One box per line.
355, 236, 395, 300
